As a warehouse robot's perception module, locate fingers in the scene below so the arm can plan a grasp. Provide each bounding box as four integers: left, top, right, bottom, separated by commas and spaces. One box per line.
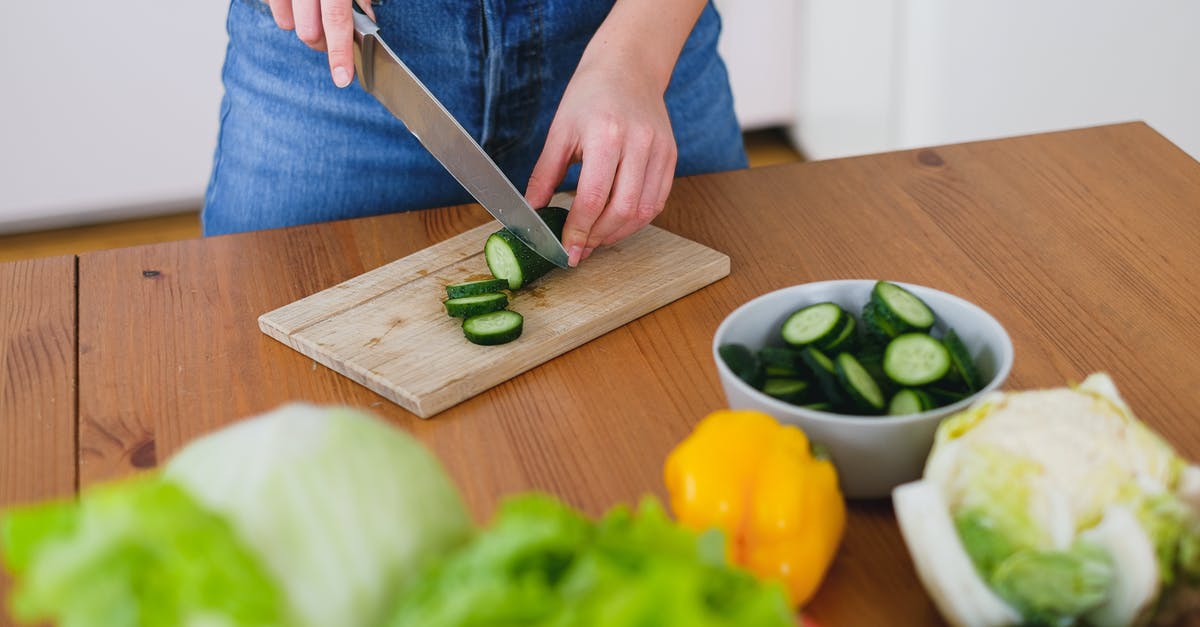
291, 0, 326, 51
525, 127, 574, 215
600, 140, 675, 246
320, 0, 356, 87
268, 0, 295, 30
561, 125, 621, 267
268, 0, 361, 88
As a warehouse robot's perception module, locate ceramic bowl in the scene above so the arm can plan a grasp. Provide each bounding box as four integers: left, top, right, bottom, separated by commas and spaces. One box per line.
712, 280, 1013, 499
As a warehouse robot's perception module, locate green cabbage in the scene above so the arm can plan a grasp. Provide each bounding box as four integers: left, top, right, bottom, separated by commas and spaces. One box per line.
2, 404, 473, 627
386, 493, 795, 627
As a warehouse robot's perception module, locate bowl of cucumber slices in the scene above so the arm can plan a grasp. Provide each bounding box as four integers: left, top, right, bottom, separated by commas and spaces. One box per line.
712, 279, 1013, 499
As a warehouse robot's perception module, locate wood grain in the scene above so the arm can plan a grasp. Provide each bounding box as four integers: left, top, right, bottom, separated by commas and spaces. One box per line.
69, 123, 1200, 626
1, 256, 76, 625
260, 222, 730, 417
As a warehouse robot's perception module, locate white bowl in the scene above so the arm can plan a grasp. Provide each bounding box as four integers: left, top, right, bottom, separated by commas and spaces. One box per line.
712, 280, 1013, 499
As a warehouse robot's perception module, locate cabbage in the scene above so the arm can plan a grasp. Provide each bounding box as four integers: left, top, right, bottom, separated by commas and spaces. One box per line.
894, 374, 1200, 627
2, 404, 473, 627
386, 493, 795, 626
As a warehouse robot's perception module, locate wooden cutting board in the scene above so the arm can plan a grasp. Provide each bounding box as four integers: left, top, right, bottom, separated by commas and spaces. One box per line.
259, 221, 730, 418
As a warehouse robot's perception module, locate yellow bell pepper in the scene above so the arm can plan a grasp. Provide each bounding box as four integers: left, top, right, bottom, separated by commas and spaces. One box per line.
663, 410, 845, 608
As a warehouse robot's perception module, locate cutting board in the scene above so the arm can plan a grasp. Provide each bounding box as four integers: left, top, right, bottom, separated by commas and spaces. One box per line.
259, 221, 730, 418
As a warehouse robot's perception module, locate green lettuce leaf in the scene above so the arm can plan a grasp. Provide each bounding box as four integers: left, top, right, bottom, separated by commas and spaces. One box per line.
386, 493, 794, 627
2, 476, 283, 627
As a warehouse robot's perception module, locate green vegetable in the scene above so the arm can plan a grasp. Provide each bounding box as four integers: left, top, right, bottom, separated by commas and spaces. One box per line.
386, 494, 794, 627
445, 278, 510, 299
443, 292, 508, 318
462, 309, 525, 345
719, 343, 765, 389
3, 404, 474, 627
2, 478, 283, 626
485, 207, 569, 289
780, 302, 846, 348
894, 374, 1200, 627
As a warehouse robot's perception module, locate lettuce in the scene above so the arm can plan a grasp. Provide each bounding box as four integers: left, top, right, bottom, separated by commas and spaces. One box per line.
386, 494, 794, 627
2, 478, 283, 627
2, 404, 473, 627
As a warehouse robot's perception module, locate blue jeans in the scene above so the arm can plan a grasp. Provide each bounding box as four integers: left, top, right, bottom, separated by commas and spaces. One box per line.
202, 0, 748, 235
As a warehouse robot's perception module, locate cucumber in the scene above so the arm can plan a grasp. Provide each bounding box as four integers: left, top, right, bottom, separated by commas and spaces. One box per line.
762, 378, 811, 403
758, 346, 806, 372
800, 347, 846, 408
861, 301, 900, 342
883, 333, 951, 386
888, 388, 934, 415
925, 385, 971, 406
781, 302, 848, 347
462, 310, 524, 345
834, 352, 886, 413
765, 364, 803, 378
942, 328, 983, 392
485, 206, 569, 289
443, 292, 508, 318
446, 278, 510, 299
719, 344, 766, 389
817, 314, 857, 353
801, 402, 835, 413
871, 281, 935, 333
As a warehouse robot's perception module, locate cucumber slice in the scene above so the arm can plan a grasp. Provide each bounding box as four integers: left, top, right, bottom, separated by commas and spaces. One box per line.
762, 378, 811, 403
925, 386, 971, 407
446, 278, 510, 299
718, 344, 766, 389
871, 281, 935, 333
883, 333, 952, 386
801, 402, 835, 413
817, 314, 857, 353
888, 388, 934, 415
485, 207, 569, 290
835, 352, 886, 413
462, 310, 524, 345
765, 364, 803, 378
862, 301, 900, 342
758, 346, 806, 372
781, 302, 847, 347
943, 328, 983, 392
800, 347, 846, 408
443, 292, 508, 318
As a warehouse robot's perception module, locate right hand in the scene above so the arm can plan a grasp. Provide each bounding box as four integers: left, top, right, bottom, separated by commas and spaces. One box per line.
266, 0, 375, 88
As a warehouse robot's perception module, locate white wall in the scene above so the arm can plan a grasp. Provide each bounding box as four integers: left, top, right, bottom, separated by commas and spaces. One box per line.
792, 1, 1200, 162
0, 2, 228, 234
714, 0, 798, 129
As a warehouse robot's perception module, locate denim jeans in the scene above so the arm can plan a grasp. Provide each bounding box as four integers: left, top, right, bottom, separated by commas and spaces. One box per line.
202, 0, 748, 235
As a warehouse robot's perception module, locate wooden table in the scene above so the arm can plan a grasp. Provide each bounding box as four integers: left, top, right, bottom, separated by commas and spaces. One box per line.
4, 122, 1200, 625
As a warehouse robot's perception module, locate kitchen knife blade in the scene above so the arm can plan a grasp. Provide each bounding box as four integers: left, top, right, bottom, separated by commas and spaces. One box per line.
352, 12, 570, 269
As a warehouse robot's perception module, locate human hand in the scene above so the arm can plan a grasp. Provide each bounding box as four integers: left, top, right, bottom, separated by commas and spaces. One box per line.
266, 0, 375, 88
525, 57, 678, 267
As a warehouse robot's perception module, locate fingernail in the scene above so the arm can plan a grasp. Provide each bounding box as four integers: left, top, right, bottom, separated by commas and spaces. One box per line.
568, 246, 582, 268
332, 66, 351, 88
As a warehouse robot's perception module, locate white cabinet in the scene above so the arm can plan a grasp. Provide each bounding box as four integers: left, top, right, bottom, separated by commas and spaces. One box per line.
0, 3, 228, 234
790, 1, 1200, 162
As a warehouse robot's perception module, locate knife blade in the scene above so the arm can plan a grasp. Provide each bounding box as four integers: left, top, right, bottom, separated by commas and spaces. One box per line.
351, 12, 570, 269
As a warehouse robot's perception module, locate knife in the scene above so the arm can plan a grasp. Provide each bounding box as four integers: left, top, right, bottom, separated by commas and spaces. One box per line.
351, 12, 570, 269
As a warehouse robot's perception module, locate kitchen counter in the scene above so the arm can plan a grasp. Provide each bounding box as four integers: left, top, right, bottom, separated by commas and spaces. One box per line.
3, 122, 1200, 625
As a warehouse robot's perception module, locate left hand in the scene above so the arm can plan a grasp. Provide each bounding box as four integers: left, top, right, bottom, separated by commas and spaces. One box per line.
524, 56, 678, 267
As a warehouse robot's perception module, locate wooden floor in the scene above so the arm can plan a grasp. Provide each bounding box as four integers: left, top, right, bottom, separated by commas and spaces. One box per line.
0, 129, 802, 263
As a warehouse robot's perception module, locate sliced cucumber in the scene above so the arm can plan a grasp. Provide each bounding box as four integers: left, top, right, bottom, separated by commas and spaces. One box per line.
835, 352, 886, 413
781, 302, 848, 348
817, 314, 857, 353
943, 328, 983, 392
871, 281, 936, 332
800, 347, 846, 408
719, 343, 766, 389
758, 346, 806, 372
801, 402, 835, 413
446, 278, 510, 299
485, 207, 569, 290
888, 388, 934, 415
862, 301, 900, 342
443, 292, 508, 318
883, 333, 952, 386
765, 364, 803, 378
762, 378, 811, 403
462, 310, 524, 346
925, 386, 971, 406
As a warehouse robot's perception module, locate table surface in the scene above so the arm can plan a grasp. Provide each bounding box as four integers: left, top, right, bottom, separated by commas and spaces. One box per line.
4, 122, 1200, 625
